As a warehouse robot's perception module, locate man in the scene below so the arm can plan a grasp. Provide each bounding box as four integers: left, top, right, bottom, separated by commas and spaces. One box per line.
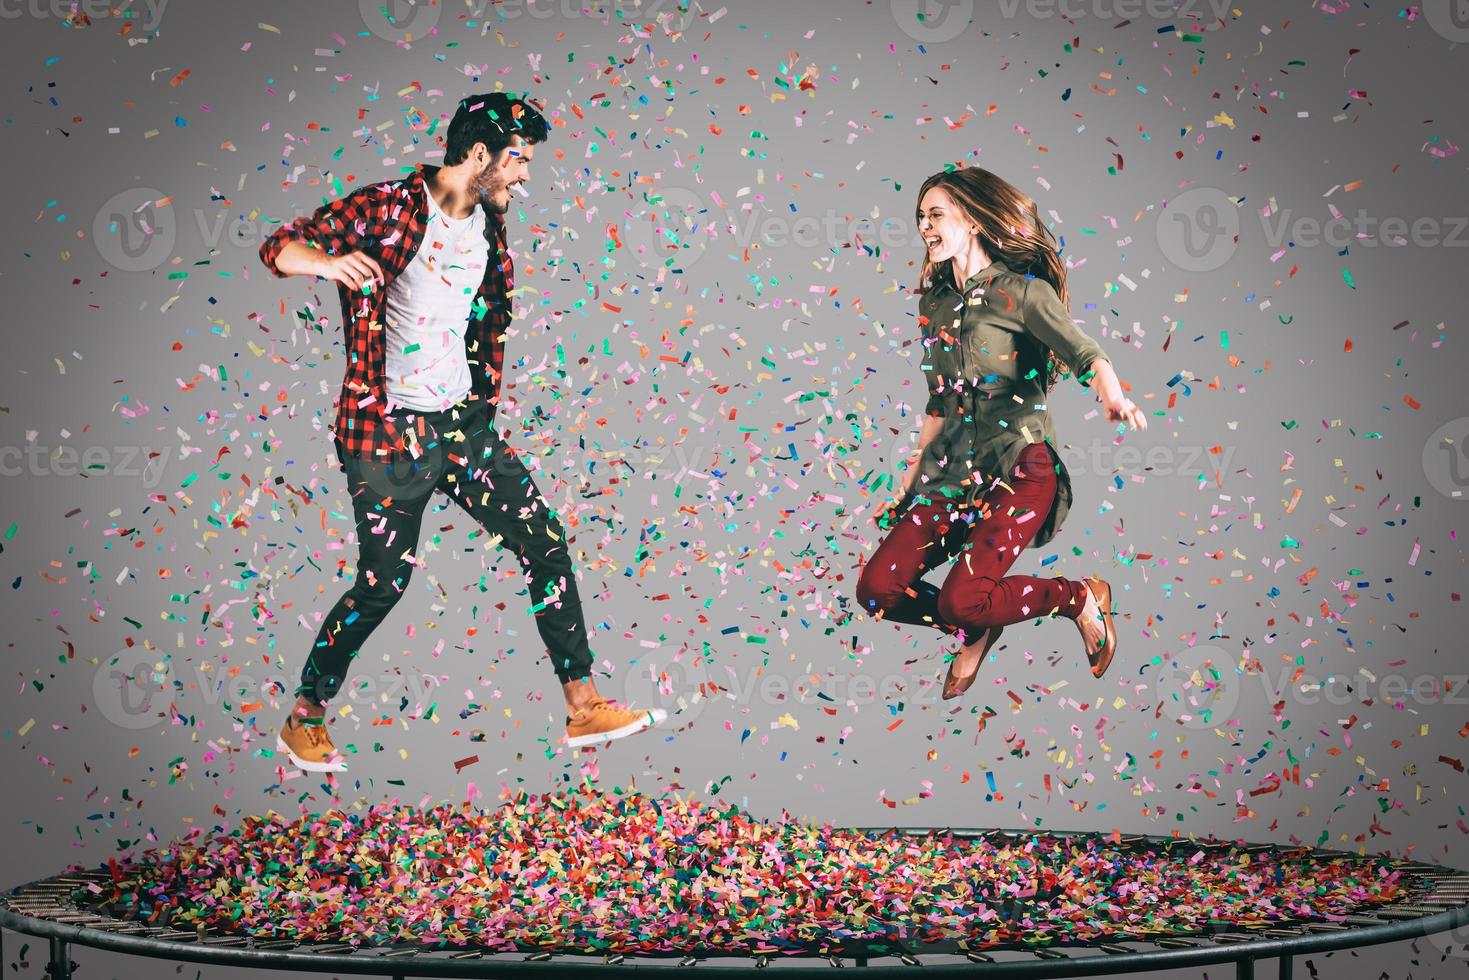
259, 92, 665, 772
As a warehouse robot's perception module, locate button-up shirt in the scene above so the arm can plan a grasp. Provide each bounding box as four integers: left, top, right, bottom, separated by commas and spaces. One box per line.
259, 164, 512, 461
913, 257, 1109, 548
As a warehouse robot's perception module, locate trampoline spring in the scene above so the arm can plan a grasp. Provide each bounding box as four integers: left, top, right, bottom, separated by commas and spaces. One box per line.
447, 951, 482, 960
679, 955, 699, 967
95, 924, 148, 936
1155, 938, 1199, 949
310, 944, 360, 955
1209, 933, 1258, 944
823, 954, 839, 968
200, 937, 247, 947
253, 940, 300, 951
604, 953, 626, 965
525, 952, 553, 962
964, 950, 994, 963
898, 952, 920, 966
382, 948, 420, 958
1032, 948, 1067, 960
754, 954, 770, 968
1342, 915, 1387, 927
1097, 944, 1132, 955
1376, 907, 1431, 919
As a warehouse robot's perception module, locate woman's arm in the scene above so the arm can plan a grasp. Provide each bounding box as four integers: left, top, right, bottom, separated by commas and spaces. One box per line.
903, 412, 947, 490
1021, 276, 1146, 432
874, 410, 946, 527
1083, 357, 1147, 431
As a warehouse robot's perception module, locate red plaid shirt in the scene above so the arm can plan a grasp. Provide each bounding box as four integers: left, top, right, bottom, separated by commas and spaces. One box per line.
259, 164, 511, 461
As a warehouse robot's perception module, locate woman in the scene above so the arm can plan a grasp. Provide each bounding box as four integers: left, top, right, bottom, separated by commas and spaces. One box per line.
855, 166, 1146, 701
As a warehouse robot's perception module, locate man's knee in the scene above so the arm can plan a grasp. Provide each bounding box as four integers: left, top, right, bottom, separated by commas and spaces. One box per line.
347, 567, 410, 610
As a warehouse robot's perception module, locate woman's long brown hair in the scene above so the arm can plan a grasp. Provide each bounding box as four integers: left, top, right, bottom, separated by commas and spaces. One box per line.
913, 166, 1075, 393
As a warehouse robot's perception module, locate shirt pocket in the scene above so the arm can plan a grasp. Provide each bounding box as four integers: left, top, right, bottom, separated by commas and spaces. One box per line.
964, 319, 1019, 389
920, 308, 964, 395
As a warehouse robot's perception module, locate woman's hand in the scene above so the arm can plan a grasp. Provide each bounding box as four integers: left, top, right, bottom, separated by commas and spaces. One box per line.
1101, 393, 1147, 431
873, 464, 919, 528
1086, 359, 1147, 432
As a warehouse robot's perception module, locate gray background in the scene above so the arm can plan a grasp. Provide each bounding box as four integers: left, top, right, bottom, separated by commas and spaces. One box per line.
3, 1, 1468, 977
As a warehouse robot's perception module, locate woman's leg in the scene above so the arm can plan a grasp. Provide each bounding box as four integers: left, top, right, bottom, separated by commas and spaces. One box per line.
855, 500, 967, 635
934, 442, 1091, 645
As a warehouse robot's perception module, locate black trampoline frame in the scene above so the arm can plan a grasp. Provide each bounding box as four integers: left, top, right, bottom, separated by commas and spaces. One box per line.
5, 827, 1469, 980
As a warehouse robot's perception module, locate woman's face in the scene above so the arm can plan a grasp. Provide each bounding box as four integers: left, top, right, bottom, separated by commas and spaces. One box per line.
916, 186, 975, 265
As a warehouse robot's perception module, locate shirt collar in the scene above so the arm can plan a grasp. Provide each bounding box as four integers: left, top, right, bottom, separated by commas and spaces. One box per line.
413, 164, 502, 236
934, 256, 1011, 296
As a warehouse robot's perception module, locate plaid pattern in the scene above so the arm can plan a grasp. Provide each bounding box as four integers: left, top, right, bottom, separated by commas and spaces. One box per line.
259, 165, 512, 460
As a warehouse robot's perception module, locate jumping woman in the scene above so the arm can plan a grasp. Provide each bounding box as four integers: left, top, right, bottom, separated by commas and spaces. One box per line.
856, 166, 1147, 701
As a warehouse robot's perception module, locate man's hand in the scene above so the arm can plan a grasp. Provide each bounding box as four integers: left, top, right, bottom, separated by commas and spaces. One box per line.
319, 250, 385, 292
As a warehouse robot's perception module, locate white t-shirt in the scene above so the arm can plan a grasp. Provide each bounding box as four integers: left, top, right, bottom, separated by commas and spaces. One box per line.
382, 187, 489, 412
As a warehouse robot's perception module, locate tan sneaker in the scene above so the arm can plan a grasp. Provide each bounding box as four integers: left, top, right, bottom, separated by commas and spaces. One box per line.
564, 697, 667, 748
276, 712, 349, 772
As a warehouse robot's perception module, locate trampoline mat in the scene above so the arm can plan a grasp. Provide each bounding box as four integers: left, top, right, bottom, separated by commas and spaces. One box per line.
53, 787, 1432, 958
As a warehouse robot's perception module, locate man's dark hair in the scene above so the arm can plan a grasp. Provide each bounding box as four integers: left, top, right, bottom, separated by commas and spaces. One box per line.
443, 92, 549, 166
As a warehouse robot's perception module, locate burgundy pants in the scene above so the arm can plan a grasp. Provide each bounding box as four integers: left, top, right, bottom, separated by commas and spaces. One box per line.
856, 442, 1089, 643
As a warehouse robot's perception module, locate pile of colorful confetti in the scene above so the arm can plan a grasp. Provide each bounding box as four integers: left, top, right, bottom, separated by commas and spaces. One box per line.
75, 787, 1414, 954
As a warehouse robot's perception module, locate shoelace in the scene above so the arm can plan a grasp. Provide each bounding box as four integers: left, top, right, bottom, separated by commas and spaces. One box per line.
292, 716, 330, 748
572, 697, 630, 723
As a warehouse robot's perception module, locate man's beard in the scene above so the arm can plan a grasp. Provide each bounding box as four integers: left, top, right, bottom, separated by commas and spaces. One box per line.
473, 161, 509, 214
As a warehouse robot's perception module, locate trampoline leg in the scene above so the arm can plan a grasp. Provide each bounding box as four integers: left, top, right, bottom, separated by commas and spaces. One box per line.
46, 937, 73, 980
1279, 955, 1293, 980
1236, 959, 1254, 980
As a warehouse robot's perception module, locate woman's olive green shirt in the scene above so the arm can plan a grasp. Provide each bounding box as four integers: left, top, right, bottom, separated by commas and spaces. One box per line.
911, 257, 1109, 549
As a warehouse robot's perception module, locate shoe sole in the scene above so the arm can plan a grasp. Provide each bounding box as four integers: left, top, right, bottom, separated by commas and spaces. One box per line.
1085, 577, 1117, 679
275, 734, 348, 772
942, 625, 1005, 701
565, 708, 668, 748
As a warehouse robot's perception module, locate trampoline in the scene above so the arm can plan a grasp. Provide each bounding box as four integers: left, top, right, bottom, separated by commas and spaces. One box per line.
4, 788, 1469, 979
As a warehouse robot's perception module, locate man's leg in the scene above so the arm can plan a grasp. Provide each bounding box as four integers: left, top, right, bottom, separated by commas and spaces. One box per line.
295, 449, 437, 709
441, 411, 597, 696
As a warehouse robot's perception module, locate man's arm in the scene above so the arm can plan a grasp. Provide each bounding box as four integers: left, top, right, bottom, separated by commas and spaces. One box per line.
259, 181, 383, 286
